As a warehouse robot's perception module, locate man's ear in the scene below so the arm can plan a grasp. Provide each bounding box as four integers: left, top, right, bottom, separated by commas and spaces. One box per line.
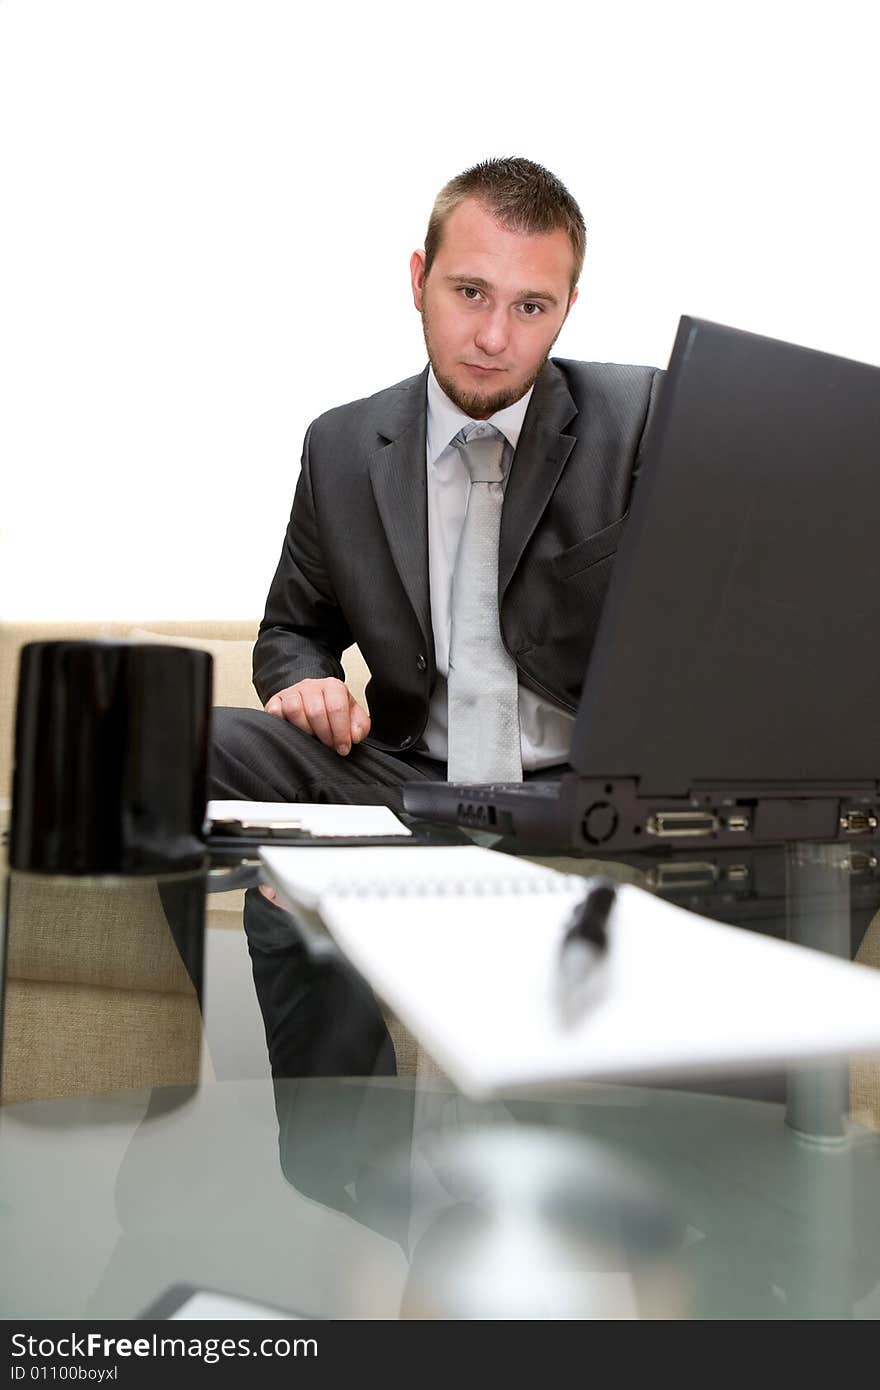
410, 249, 426, 312
567, 286, 579, 314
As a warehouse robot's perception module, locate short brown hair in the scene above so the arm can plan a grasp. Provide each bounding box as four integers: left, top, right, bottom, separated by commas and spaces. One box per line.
423, 156, 586, 291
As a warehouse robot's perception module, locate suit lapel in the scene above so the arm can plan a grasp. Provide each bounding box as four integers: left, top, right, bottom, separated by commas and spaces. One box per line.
499, 361, 577, 597
368, 369, 432, 650
366, 361, 578, 641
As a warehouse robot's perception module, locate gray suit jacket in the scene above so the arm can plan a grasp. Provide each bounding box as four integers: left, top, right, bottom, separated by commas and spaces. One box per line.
254, 357, 663, 754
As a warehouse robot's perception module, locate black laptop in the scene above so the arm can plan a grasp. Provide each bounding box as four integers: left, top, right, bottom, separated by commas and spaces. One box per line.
403, 316, 880, 851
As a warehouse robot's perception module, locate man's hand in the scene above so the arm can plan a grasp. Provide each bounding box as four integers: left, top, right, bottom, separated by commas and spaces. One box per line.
264, 677, 371, 756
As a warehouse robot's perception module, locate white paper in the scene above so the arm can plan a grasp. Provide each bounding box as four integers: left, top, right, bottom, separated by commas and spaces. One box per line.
207, 799, 411, 838
260, 844, 880, 1098
260, 844, 558, 911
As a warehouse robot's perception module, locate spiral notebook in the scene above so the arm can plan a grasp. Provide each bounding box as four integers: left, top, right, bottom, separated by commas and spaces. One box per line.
259, 844, 880, 1097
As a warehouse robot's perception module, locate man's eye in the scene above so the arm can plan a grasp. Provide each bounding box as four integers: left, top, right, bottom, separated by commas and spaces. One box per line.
520, 302, 543, 316
461, 286, 482, 301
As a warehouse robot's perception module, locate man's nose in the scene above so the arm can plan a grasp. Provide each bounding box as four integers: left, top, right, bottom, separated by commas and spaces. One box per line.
473, 307, 509, 357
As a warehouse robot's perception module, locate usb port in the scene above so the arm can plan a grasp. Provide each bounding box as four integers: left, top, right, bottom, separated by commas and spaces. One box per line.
725, 864, 751, 882
726, 814, 750, 832
646, 811, 719, 837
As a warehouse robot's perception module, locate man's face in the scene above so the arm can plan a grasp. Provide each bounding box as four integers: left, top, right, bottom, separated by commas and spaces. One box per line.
410, 197, 578, 419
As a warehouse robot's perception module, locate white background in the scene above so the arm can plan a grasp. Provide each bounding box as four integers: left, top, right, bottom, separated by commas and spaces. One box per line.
2, 0, 878, 620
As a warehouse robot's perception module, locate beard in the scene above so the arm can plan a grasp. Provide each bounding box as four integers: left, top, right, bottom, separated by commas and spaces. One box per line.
421, 307, 554, 419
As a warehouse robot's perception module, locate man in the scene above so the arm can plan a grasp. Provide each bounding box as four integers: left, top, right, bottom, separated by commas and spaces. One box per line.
211, 157, 662, 804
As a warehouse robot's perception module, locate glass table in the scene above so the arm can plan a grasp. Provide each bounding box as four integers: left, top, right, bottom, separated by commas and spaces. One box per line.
1, 822, 879, 1320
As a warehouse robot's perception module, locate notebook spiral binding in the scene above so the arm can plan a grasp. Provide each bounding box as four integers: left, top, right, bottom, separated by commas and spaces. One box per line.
328, 874, 584, 899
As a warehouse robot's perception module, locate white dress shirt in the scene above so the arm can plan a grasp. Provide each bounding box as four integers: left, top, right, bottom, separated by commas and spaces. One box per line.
421, 368, 575, 771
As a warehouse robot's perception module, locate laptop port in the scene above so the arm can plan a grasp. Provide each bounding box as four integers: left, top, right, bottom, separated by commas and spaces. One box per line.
456, 801, 497, 827
646, 811, 719, 837
581, 802, 619, 845
726, 814, 750, 832
646, 861, 719, 890
843, 852, 878, 874
725, 864, 751, 882
839, 810, 878, 834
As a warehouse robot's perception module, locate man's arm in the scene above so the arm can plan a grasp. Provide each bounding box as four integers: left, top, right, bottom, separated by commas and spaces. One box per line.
253, 423, 371, 754
630, 367, 665, 487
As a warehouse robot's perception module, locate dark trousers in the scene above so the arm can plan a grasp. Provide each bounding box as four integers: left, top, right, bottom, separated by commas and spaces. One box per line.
208, 706, 454, 1082
209, 705, 450, 808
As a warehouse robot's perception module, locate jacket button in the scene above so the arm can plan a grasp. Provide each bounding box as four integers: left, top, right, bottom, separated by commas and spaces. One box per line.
416, 653, 427, 671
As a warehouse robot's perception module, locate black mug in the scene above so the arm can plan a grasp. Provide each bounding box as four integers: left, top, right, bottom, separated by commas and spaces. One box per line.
9, 640, 212, 875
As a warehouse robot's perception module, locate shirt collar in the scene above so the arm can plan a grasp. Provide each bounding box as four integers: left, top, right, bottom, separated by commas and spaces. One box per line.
426, 366, 534, 467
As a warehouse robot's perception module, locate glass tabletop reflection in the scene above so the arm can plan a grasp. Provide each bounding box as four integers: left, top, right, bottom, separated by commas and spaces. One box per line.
1, 826, 879, 1320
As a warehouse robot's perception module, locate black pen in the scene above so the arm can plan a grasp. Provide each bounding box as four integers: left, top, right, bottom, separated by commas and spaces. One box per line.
557, 876, 616, 1019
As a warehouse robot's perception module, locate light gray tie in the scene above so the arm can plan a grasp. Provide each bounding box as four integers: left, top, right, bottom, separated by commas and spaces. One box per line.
446, 423, 523, 783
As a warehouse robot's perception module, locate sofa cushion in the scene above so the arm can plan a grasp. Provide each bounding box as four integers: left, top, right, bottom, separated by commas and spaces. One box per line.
127, 627, 263, 711
0, 980, 203, 1104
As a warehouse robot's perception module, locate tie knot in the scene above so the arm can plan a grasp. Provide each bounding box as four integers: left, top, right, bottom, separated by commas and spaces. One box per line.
453, 423, 507, 483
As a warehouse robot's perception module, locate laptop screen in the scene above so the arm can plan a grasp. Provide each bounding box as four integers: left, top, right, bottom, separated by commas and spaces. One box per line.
570, 317, 880, 796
